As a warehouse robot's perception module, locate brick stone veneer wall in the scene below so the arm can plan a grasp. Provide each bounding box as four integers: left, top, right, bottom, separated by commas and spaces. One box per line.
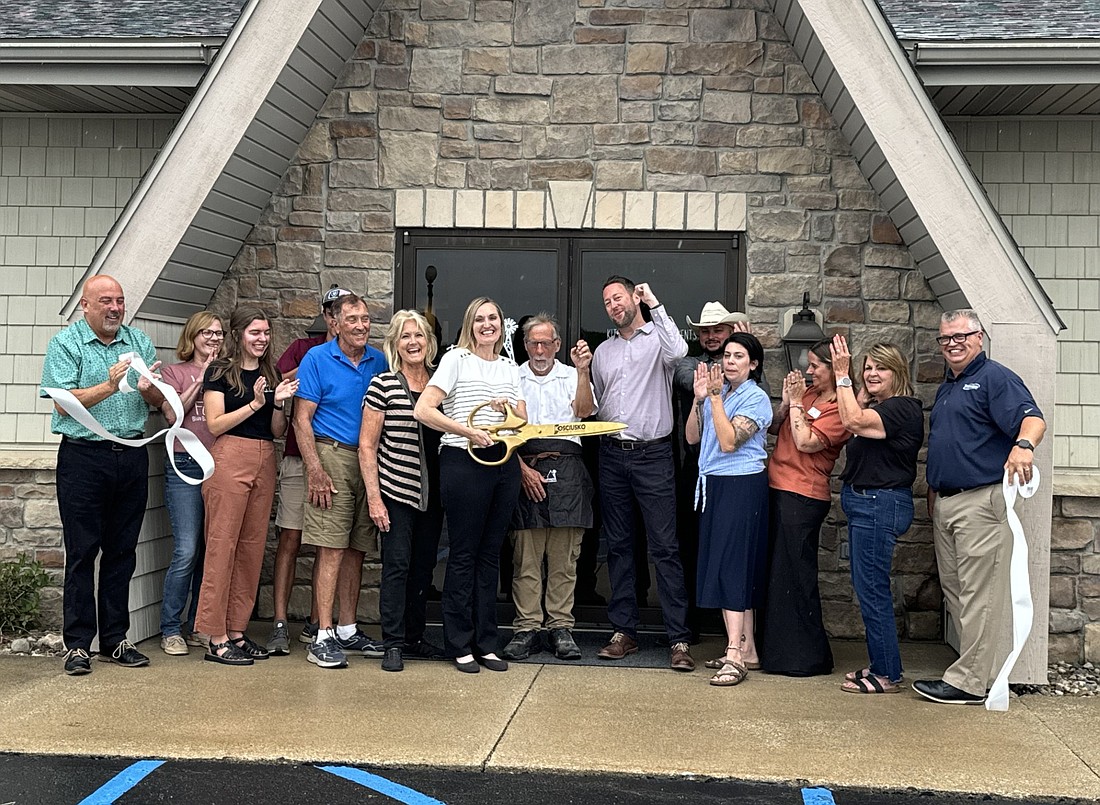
204, 0, 946, 645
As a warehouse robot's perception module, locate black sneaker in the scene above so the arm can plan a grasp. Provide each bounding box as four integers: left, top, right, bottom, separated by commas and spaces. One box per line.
99, 640, 150, 668
501, 629, 541, 660
298, 620, 318, 645
64, 648, 92, 676
548, 628, 582, 660
381, 647, 404, 672
335, 630, 385, 658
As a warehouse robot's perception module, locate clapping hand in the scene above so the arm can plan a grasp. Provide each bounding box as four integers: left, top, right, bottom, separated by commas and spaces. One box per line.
692, 363, 710, 402
251, 375, 268, 410
830, 334, 852, 378
783, 370, 806, 405
274, 378, 298, 403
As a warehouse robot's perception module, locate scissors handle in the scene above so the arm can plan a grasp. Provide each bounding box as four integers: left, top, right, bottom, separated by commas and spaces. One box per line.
466, 401, 526, 467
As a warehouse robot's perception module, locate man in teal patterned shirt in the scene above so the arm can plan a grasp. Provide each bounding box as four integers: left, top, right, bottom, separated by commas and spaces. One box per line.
40, 275, 164, 675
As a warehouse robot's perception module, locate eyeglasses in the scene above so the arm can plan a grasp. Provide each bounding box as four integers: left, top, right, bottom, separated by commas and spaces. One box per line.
524, 340, 559, 350
935, 330, 980, 346
199, 329, 225, 339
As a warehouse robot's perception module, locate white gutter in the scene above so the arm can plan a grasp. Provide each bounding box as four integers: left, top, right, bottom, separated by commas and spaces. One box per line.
903, 40, 1100, 85
60, 0, 263, 320
0, 39, 224, 65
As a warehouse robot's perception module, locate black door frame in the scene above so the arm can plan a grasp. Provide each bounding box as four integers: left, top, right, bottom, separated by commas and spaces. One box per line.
397, 229, 744, 633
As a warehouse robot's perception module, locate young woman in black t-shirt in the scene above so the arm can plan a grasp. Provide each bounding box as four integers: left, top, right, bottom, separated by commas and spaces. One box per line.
831, 336, 924, 695
194, 307, 298, 666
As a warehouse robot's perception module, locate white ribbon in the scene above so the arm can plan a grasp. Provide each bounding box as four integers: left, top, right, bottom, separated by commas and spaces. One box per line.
985, 466, 1040, 711
43, 352, 215, 486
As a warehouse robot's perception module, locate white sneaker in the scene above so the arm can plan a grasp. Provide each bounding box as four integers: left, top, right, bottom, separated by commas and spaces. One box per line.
161, 635, 188, 656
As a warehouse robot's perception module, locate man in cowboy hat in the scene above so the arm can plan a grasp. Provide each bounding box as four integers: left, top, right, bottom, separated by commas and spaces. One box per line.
673, 302, 755, 640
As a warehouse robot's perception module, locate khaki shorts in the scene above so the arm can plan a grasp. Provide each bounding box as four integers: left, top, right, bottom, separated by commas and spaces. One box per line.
275, 455, 305, 530
301, 441, 377, 552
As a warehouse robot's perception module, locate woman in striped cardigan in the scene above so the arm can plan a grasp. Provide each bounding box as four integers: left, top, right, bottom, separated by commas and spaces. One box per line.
360, 310, 444, 672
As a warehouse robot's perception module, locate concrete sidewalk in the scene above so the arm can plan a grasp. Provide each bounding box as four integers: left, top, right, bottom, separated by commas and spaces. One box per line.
1, 635, 1097, 800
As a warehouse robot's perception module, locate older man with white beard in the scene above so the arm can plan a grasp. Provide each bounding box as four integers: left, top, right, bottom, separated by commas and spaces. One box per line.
500, 314, 595, 662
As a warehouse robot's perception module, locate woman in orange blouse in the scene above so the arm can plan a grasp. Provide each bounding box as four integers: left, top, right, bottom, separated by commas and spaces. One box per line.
758, 340, 851, 677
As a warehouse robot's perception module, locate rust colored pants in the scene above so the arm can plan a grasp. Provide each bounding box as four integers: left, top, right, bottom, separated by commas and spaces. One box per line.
195, 436, 276, 637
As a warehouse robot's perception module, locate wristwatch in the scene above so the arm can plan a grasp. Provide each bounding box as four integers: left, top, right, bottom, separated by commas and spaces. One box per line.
1015, 439, 1034, 451
836, 376, 853, 388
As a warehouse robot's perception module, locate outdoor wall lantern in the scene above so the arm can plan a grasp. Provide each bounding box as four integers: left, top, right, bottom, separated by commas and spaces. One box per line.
781, 292, 827, 373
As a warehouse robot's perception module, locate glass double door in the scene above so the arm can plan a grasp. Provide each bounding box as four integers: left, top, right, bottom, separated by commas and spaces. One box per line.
398, 231, 743, 631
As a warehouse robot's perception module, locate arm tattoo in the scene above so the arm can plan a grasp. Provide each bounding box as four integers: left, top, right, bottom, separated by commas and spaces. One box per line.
731, 416, 759, 449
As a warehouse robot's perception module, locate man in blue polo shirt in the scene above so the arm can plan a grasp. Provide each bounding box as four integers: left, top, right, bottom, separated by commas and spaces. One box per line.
916, 309, 1045, 705
294, 293, 386, 669
41, 275, 165, 675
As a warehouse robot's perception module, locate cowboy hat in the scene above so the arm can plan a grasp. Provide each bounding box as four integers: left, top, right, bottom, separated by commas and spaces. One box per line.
686, 301, 750, 328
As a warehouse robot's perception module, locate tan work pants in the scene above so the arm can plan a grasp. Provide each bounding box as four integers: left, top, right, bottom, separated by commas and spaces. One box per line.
932, 484, 1013, 697
511, 527, 584, 631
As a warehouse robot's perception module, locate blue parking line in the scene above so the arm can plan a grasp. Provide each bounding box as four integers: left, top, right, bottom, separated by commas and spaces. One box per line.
318, 765, 446, 805
802, 787, 836, 805
77, 760, 165, 804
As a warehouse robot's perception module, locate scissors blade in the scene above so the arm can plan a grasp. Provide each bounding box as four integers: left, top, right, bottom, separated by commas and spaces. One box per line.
519, 421, 628, 439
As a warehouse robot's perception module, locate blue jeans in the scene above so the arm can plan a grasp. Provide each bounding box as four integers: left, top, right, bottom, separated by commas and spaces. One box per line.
160, 453, 206, 637
841, 485, 914, 683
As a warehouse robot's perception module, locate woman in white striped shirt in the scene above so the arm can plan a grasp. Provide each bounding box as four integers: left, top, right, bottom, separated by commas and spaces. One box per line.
414, 297, 527, 674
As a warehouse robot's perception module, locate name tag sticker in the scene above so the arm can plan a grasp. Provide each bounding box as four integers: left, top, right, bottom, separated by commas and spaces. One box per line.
807, 406, 822, 419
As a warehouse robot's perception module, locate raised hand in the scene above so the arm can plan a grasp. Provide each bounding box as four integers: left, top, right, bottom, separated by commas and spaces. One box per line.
633, 282, 658, 308
570, 339, 592, 371
707, 363, 724, 396
693, 362, 709, 401
830, 334, 852, 379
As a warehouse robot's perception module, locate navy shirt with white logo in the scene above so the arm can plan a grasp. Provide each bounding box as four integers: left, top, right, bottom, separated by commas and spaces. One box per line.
926, 352, 1043, 491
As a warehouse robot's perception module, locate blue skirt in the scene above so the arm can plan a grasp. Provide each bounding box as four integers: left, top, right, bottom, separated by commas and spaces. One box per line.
696, 471, 770, 611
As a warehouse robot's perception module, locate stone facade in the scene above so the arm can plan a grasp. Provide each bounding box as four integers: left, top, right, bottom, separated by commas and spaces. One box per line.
0, 464, 64, 629
1049, 497, 1100, 662
203, 0, 949, 643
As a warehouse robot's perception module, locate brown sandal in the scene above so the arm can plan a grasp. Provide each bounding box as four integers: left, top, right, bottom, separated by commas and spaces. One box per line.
710, 660, 748, 687
841, 675, 904, 694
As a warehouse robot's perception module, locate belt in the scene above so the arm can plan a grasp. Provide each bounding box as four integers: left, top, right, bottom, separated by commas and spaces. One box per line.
602, 434, 670, 450
315, 436, 358, 453
938, 487, 977, 498
63, 435, 137, 452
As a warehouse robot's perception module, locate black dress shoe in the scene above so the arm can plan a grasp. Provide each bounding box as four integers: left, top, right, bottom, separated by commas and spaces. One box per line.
402, 639, 445, 660
913, 678, 986, 705
455, 658, 480, 674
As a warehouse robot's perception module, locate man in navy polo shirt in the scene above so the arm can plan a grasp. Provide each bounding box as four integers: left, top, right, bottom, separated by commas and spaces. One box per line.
916, 309, 1046, 705
294, 293, 387, 669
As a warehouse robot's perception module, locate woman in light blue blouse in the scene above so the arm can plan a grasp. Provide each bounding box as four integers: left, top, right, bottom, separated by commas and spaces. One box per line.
685, 332, 773, 687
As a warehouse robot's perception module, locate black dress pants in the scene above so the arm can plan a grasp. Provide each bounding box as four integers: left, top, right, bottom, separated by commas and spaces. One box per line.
379, 495, 444, 649
439, 445, 520, 657
56, 437, 149, 652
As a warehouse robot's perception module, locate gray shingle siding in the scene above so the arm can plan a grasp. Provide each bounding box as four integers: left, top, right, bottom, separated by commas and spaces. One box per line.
0, 0, 247, 38
878, 0, 1100, 40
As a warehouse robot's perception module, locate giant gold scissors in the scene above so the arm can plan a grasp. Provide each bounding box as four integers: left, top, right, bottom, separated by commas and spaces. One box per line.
466, 401, 627, 466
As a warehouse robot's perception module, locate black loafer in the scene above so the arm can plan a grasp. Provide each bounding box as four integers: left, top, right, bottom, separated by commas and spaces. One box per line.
913, 678, 986, 705
478, 656, 508, 672
455, 658, 480, 674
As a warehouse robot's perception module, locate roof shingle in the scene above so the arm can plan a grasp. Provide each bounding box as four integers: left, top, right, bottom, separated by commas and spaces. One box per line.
878, 0, 1100, 40
0, 0, 247, 39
